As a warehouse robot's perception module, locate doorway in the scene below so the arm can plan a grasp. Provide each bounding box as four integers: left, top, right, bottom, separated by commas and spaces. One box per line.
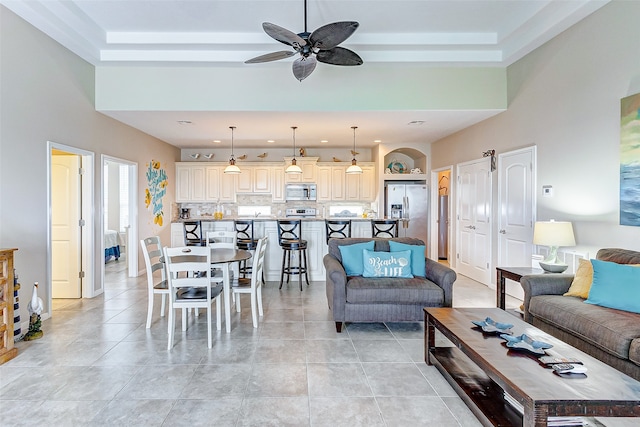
48, 142, 95, 302
102, 155, 138, 286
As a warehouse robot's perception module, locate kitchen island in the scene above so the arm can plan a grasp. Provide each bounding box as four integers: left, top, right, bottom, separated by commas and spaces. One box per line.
171, 217, 393, 282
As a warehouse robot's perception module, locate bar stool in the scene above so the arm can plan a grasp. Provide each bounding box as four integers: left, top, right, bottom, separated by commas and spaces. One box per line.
235, 220, 259, 279
183, 220, 205, 246
371, 219, 399, 238
277, 219, 309, 291
325, 219, 351, 244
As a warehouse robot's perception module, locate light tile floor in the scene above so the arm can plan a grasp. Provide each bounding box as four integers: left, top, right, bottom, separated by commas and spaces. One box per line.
0, 260, 634, 426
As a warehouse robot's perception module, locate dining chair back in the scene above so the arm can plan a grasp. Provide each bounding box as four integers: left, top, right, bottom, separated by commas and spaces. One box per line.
371, 219, 399, 238
206, 230, 237, 249
183, 220, 205, 246
232, 236, 268, 327
163, 246, 223, 349
140, 236, 169, 329
325, 219, 352, 244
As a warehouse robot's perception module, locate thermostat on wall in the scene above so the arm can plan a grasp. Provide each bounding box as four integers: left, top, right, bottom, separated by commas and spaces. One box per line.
542, 185, 553, 197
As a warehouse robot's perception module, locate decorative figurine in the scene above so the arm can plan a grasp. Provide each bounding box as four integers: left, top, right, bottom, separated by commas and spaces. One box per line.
24, 282, 44, 341
299, 147, 306, 157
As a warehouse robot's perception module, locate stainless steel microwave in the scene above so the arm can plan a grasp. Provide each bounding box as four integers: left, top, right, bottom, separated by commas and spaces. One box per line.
285, 183, 317, 201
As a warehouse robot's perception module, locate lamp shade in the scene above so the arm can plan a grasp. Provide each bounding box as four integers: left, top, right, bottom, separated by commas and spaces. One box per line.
533, 221, 576, 247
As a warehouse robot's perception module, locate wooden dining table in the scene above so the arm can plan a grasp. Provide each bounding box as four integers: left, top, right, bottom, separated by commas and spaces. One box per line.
210, 248, 252, 333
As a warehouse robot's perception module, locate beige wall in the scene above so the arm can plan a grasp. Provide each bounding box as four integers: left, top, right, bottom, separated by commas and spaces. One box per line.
0, 6, 180, 320
431, 0, 640, 265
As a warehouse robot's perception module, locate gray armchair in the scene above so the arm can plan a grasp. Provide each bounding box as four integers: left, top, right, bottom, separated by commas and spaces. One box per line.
324, 237, 456, 332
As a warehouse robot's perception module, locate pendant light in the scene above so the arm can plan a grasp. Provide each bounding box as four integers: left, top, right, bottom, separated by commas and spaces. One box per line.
224, 126, 241, 174
285, 126, 303, 174
346, 126, 363, 174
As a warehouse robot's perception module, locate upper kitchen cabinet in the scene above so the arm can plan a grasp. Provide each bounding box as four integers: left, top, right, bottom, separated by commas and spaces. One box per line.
176, 163, 206, 202
206, 165, 235, 202
284, 157, 318, 183
317, 164, 346, 201
346, 163, 376, 201
235, 164, 272, 194
272, 167, 285, 202
383, 149, 427, 181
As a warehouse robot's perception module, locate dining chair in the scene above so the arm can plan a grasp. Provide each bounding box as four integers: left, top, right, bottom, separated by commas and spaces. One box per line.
163, 246, 223, 349
371, 219, 399, 238
206, 230, 239, 279
140, 236, 169, 329
232, 236, 267, 328
325, 219, 351, 244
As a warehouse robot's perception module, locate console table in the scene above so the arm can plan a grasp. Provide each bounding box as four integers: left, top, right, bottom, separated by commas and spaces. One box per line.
0, 248, 18, 364
424, 307, 640, 427
495, 266, 543, 310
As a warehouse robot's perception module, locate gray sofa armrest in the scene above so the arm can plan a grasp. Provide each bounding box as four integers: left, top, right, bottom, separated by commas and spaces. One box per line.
424, 258, 456, 307
323, 254, 347, 320
520, 274, 574, 322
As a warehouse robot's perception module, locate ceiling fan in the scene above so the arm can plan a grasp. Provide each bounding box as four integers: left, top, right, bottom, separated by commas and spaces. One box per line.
245, 0, 363, 81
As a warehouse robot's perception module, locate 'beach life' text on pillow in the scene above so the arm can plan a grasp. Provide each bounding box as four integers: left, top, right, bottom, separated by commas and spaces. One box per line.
362, 249, 413, 278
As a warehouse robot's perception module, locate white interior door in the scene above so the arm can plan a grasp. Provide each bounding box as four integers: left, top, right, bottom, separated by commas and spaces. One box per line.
52, 153, 82, 298
456, 158, 492, 285
498, 147, 536, 298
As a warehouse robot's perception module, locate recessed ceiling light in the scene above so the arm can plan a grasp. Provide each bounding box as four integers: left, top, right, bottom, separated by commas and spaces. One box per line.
374, 139, 382, 143
320, 140, 328, 143
407, 120, 425, 126
213, 140, 221, 143
177, 120, 192, 125
267, 140, 275, 143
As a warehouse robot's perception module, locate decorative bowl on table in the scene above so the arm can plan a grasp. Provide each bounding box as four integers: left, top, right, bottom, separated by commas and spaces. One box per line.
471, 317, 514, 334
499, 333, 553, 355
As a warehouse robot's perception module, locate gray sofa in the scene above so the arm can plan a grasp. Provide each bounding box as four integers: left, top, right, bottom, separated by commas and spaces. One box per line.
323, 237, 456, 332
521, 248, 640, 380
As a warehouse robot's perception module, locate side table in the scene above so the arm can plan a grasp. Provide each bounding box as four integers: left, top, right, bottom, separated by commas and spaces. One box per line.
495, 266, 543, 310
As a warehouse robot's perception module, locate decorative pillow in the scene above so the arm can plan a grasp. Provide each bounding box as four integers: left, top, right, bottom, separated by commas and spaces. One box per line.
362, 249, 414, 278
563, 258, 593, 298
585, 259, 640, 314
388, 241, 426, 277
338, 241, 375, 276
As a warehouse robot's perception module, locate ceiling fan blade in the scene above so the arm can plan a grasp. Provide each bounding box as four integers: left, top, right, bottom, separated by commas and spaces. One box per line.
245, 51, 296, 64
292, 56, 317, 81
262, 22, 306, 48
309, 21, 359, 50
316, 47, 363, 66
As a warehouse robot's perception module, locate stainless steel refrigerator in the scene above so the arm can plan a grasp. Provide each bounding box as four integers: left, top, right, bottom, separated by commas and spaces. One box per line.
385, 183, 428, 243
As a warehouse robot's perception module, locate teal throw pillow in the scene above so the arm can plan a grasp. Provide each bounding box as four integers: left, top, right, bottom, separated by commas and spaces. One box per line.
338, 241, 375, 276
388, 241, 426, 277
362, 249, 414, 278
585, 259, 640, 314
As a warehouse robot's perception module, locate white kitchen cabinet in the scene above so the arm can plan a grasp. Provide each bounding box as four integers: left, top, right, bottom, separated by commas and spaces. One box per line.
235, 165, 271, 193
176, 163, 206, 202
205, 165, 235, 202
316, 166, 332, 201
272, 167, 285, 202
284, 157, 317, 183
345, 163, 376, 201
317, 164, 345, 201
351, 220, 371, 238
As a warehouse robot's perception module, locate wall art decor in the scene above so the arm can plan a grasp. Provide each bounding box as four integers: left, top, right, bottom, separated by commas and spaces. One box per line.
145, 160, 168, 227
620, 93, 640, 226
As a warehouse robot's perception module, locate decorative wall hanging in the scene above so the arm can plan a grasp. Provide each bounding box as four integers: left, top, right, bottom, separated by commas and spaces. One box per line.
145, 160, 168, 227
483, 149, 496, 172
620, 92, 640, 226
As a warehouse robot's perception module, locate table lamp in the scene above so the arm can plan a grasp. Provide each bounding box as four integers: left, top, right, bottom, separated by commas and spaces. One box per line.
533, 220, 576, 273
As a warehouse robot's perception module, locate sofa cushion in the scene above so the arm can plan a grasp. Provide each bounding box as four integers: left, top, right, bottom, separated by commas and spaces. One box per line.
345, 276, 444, 305
363, 249, 413, 278
389, 241, 426, 277
564, 258, 593, 298
629, 339, 640, 366
529, 295, 640, 359
585, 259, 640, 314
338, 241, 375, 276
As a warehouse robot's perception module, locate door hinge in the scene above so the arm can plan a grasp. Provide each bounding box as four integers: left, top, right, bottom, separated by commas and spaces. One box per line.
79, 271, 85, 279
79, 167, 85, 175
79, 219, 86, 226
457, 253, 460, 259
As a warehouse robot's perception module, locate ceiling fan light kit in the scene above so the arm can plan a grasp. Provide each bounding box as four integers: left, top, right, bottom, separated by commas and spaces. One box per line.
224, 126, 242, 174
286, 126, 303, 174
245, 0, 362, 81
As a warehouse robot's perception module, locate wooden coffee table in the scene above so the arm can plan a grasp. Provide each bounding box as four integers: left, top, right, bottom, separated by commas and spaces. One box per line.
424, 307, 640, 427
